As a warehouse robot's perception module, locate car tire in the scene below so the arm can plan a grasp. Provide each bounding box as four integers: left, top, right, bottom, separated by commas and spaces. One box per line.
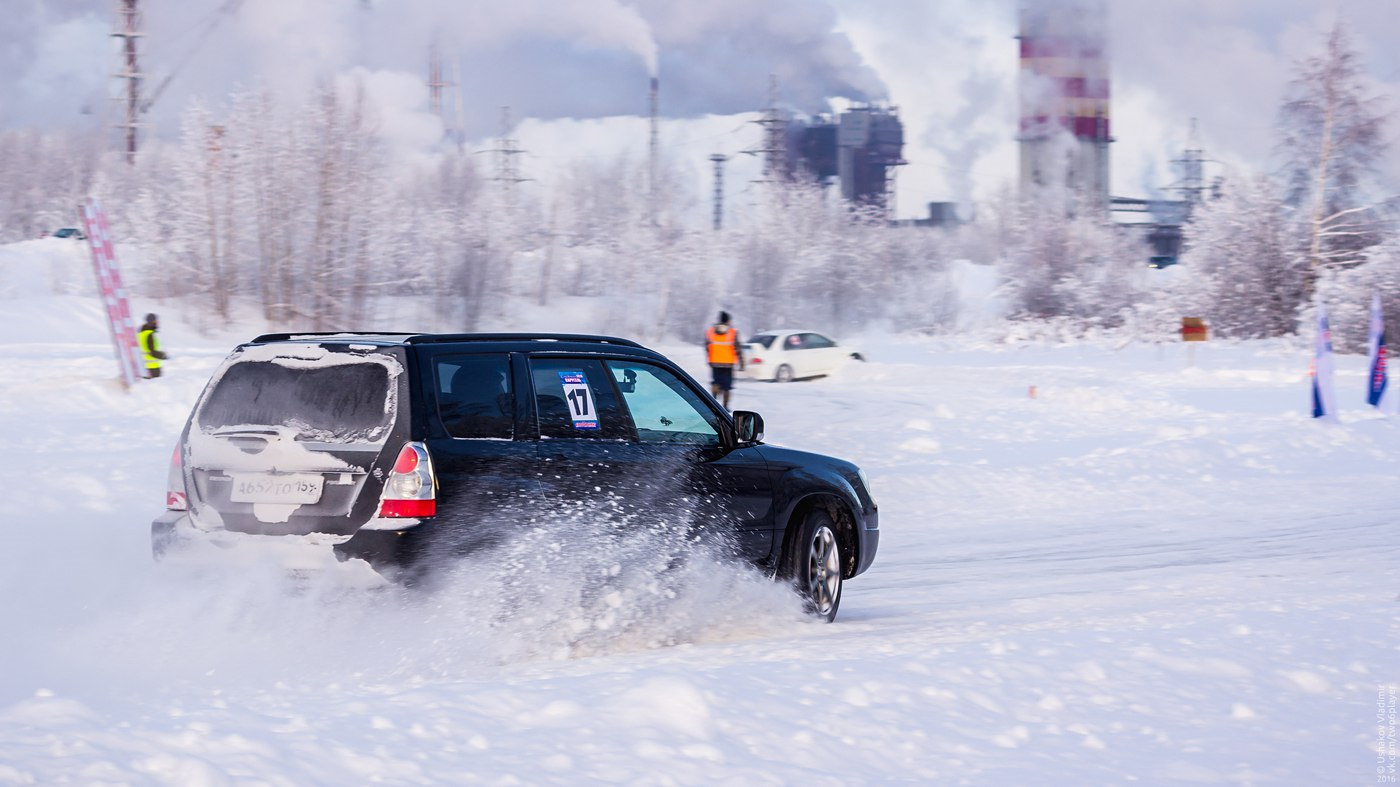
786, 508, 843, 622
775, 364, 794, 383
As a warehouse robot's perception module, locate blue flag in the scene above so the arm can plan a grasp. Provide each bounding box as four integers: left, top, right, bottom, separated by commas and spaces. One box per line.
1367, 292, 1396, 414
1366, 293, 1387, 406
1312, 300, 1338, 421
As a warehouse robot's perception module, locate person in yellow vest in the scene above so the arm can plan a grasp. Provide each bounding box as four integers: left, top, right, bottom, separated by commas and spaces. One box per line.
705, 311, 745, 409
138, 313, 168, 379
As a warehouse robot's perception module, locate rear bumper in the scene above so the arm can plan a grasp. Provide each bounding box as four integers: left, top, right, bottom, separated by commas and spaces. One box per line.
740, 364, 773, 381
151, 511, 386, 583
153, 513, 462, 582
333, 521, 431, 573
151, 510, 190, 558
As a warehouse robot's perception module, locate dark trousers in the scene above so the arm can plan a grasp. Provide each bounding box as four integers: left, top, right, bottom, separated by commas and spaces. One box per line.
710, 365, 734, 391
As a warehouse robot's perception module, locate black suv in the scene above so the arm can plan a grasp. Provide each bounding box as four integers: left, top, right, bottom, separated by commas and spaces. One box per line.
152, 333, 878, 620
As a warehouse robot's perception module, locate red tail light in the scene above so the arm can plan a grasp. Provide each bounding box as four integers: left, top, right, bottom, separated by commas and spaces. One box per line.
379, 498, 436, 518
379, 442, 436, 518
393, 447, 419, 474
166, 443, 188, 510
750, 357, 763, 365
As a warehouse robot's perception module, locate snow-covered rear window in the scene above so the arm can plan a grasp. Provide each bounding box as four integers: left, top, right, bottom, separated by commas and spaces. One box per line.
196, 346, 401, 443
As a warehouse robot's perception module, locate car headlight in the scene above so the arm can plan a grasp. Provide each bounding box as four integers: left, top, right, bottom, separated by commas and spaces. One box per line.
856, 467, 873, 498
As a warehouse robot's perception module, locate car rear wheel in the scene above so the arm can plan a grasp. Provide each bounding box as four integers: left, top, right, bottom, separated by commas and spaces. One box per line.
787, 508, 842, 622
775, 364, 794, 383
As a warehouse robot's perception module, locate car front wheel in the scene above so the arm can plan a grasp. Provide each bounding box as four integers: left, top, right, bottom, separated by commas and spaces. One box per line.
775, 364, 794, 383
787, 508, 842, 621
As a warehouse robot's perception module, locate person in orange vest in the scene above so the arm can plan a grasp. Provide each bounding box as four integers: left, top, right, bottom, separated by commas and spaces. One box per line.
705, 311, 745, 409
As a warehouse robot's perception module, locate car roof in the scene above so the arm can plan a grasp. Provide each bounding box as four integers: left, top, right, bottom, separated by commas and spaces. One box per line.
243, 333, 673, 362
249, 332, 639, 346
752, 329, 827, 337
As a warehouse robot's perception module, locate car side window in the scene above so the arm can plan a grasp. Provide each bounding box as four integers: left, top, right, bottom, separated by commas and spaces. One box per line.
785, 334, 804, 350
530, 358, 631, 440
435, 354, 514, 439
802, 333, 835, 349
606, 360, 722, 446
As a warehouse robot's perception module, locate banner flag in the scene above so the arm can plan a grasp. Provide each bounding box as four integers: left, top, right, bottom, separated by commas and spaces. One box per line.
1312, 299, 1339, 421
77, 199, 143, 387
1366, 292, 1389, 409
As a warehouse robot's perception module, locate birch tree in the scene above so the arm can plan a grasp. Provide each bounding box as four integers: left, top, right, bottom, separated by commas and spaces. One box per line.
1277, 22, 1390, 284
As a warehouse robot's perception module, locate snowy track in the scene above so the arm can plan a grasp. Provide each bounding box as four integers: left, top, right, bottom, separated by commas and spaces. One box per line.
0, 313, 1397, 783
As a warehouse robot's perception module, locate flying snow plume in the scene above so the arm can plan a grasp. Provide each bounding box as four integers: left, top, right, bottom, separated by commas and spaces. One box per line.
45, 499, 805, 694
414, 498, 809, 665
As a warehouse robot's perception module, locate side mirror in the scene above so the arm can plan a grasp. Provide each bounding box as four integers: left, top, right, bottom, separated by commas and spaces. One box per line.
732, 410, 764, 444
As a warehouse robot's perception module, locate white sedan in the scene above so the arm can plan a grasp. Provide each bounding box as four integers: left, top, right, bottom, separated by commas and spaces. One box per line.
742, 330, 864, 382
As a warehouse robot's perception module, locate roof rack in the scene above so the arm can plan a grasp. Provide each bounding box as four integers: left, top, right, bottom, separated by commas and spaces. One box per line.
405, 333, 645, 348
247, 332, 645, 349
249, 331, 416, 343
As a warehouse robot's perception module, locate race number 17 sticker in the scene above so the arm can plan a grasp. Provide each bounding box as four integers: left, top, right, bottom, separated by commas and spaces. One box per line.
558, 371, 599, 430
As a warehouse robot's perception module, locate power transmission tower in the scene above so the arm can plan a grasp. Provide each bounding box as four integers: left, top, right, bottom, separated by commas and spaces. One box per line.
485, 107, 530, 199
428, 40, 447, 118
1171, 118, 1207, 207
710, 153, 728, 230
747, 75, 787, 184
1166, 118, 1222, 220
112, 0, 143, 164
427, 40, 466, 149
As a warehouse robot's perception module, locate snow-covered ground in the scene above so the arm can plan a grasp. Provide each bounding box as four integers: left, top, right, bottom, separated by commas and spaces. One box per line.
0, 241, 1397, 784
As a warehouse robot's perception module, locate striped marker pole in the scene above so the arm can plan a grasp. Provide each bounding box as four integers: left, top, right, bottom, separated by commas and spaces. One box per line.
78, 199, 143, 388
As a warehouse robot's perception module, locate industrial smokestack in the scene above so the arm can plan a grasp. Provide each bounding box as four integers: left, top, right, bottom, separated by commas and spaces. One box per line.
1017, 0, 1110, 210
649, 76, 659, 224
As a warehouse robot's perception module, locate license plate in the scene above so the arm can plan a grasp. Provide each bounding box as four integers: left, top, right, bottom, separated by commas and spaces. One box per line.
228, 473, 324, 504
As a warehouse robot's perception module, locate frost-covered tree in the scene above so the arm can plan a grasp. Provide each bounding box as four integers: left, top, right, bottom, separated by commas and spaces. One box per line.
163, 103, 239, 321
1324, 229, 1400, 351
1277, 22, 1391, 281
996, 193, 1147, 329
1177, 175, 1308, 338
0, 128, 103, 242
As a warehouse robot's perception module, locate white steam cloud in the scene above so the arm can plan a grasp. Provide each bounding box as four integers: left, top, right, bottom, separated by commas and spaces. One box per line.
2, 0, 885, 142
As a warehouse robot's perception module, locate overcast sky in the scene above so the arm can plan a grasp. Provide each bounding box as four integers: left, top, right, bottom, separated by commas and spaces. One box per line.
4, 0, 1398, 218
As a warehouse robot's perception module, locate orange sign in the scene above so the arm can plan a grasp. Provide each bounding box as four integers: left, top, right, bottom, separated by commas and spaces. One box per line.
1181, 317, 1208, 342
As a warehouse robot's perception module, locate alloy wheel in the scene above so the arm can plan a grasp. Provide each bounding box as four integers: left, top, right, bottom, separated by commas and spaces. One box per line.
806, 525, 841, 617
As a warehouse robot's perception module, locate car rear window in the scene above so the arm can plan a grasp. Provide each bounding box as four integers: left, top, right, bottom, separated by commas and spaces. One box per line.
749, 334, 776, 349
197, 356, 395, 443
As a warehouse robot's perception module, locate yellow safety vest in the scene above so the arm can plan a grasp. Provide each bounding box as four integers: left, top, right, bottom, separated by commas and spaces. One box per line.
138, 329, 162, 369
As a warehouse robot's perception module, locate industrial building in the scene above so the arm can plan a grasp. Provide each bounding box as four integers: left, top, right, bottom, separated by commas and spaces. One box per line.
781, 107, 908, 213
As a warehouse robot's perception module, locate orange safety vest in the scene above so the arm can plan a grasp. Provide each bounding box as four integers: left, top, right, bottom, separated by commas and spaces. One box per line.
706, 325, 738, 365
